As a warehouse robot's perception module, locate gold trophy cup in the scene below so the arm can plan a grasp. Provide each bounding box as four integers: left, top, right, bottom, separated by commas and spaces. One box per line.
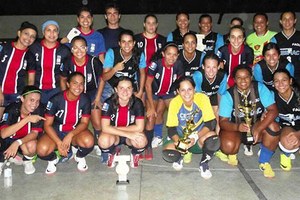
176, 109, 199, 154
238, 91, 256, 144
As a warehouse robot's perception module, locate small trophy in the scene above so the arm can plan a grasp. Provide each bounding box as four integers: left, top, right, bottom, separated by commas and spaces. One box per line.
238, 91, 256, 144
176, 109, 199, 154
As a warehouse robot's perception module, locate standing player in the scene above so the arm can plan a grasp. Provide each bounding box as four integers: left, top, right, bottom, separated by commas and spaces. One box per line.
145, 42, 184, 160
198, 14, 224, 54
98, 2, 125, 51
178, 32, 205, 77
253, 42, 294, 91
37, 72, 94, 174
167, 12, 197, 50
0, 86, 45, 175
0, 21, 38, 119
98, 77, 147, 168
217, 25, 254, 87
246, 13, 277, 64
193, 53, 227, 134
61, 7, 106, 63
30, 20, 71, 104
271, 11, 300, 85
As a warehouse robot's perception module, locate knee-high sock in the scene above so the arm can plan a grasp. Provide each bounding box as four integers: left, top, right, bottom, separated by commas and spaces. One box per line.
38, 152, 57, 161
145, 129, 154, 148
259, 144, 274, 163
77, 146, 94, 158
154, 124, 163, 138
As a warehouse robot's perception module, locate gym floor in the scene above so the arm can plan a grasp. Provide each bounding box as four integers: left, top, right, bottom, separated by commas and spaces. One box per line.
0, 143, 299, 200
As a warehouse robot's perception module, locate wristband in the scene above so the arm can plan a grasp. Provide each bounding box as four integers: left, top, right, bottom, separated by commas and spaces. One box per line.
188, 133, 199, 143
16, 139, 23, 146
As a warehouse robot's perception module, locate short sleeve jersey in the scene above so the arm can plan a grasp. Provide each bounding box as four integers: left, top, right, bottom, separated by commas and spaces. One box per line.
45, 91, 91, 132
167, 29, 197, 50
61, 54, 103, 92
202, 31, 224, 55
166, 93, 216, 136
101, 96, 144, 127
275, 91, 300, 130
219, 82, 274, 122
0, 42, 36, 94
30, 40, 71, 90
0, 102, 44, 139
178, 49, 205, 77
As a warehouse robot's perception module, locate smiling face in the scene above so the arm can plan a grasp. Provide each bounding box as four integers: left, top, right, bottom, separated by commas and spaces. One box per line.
119, 34, 135, 55
162, 46, 179, 67
176, 14, 189, 31
253, 15, 268, 35
67, 74, 84, 99
77, 10, 93, 29
229, 27, 245, 51
115, 79, 133, 104
203, 58, 219, 80
234, 69, 252, 91
264, 48, 280, 68
21, 93, 41, 114
183, 34, 197, 54
273, 72, 293, 95
280, 12, 297, 31
177, 80, 195, 106
17, 28, 37, 49
43, 24, 59, 44
199, 17, 212, 35
71, 38, 87, 60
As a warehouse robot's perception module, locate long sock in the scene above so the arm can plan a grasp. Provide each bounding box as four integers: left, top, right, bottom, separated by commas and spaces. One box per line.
154, 124, 163, 138
38, 152, 57, 161
100, 144, 116, 154
145, 129, 154, 148
131, 146, 145, 155
76, 146, 94, 158
259, 144, 274, 163
23, 155, 34, 161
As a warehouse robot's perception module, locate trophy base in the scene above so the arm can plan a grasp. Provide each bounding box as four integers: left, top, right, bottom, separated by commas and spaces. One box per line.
175, 141, 189, 155
116, 180, 130, 185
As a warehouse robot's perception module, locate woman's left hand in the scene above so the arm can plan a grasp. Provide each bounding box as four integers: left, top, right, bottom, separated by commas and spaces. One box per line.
92, 98, 102, 109
4, 141, 19, 160
62, 133, 73, 151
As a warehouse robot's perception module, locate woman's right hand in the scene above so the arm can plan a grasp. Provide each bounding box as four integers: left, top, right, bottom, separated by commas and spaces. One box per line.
238, 123, 250, 133
146, 107, 157, 119
27, 115, 46, 123
57, 141, 68, 157
114, 60, 125, 72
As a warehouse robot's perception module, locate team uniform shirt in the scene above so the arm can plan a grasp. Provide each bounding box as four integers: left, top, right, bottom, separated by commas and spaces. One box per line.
271, 29, 300, 82
167, 29, 197, 50
61, 54, 103, 93
103, 47, 146, 91
246, 30, 277, 64
253, 57, 294, 90
98, 27, 125, 51
101, 96, 144, 127
30, 40, 71, 90
178, 49, 205, 77
0, 42, 36, 94
219, 81, 274, 123
135, 33, 166, 69
147, 58, 184, 97
193, 69, 227, 106
0, 102, 44, 139
45, 91, 91, 132
217, 43, 254, 87
202, 31, 224, 55
166, 93, 216, 136
275, 91, 300, 130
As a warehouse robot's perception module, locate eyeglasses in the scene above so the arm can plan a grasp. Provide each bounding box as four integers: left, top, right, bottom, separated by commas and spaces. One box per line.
72, 46, 87, 52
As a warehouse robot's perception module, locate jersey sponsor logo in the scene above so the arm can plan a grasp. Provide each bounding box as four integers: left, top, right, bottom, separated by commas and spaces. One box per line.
90, 43, 95, 53
233, 107, 263, 118
292, 43, 300, 47
158, 43, 162, 49
1, 54, 8, 62
115, 71, 129, 77
102, 102, 109, 112
279, 113, 300, 126
56, 55, 61, 65
1, 113, 8, 122
185, 71, 191, 76
254, 45, 260, 51
87, 73, 92, 83
130, 115, 135, 123
46, 101, 53, 110
155, 73, 160, 79
149, 62, 157, 71
23, 60, 27, 69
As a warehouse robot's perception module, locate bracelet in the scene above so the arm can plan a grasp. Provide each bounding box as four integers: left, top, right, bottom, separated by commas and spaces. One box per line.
16, 139, 23, 146
188, 133, 199, 143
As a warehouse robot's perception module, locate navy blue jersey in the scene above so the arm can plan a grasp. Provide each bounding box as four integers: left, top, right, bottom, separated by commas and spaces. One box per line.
271, 30, 300, 80
193, 69, 227, 106
202, 31, 224, 54
0, 102, 45, 139
98, 27, 125, 51
275, 91, 300, 130
147, 58, 184, 96
0, 42, 36, 94
30, 40, 71, 89
61, 55, 103, 92
253, 57, 294, 91
101, 96, 144, 127
167, 29, 197, 50
45, 91, 91, 132
178, 49, 205, 77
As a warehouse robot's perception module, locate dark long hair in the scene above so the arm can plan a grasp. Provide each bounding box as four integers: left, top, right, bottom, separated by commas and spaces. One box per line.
150, 42, 179, 63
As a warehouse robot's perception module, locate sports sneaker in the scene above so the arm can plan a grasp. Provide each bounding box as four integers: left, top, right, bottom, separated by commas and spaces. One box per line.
183, 152, 192, 164
199, 162, 212, 179
23, 160, 35, 175
74, 155, 88, 172
107, 153, 116, 168
45, 157, 59, 175
9, 155, 23, 165
139, 152, 144, 160
290, 153, 296, 160
257, 149, 261, 157
144, 147, 153, 160
151, 136, 162, 148
228, 154, 238, 166
215, 150, 228, 162
59, 150, 73, 163
172, 157, 183, 171
130, 154, 140, 168
259, 162, 275, 178
243, 145, 253, 156
94, 145, 102, 156
280, 153, 292, 171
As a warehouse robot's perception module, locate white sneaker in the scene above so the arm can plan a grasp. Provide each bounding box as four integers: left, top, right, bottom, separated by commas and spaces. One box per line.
172, 158, 183, 171
94, 145, 101, 156
9, 155, 23, 165
23, 160, 35, 175
257, 149, 261, 157
151, 136, 162, 148
244, 145, 253, 156
45, 157, 59, 175
290, 153, 296, 160
199, 162, 212, 179
74, 155, 88, 172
